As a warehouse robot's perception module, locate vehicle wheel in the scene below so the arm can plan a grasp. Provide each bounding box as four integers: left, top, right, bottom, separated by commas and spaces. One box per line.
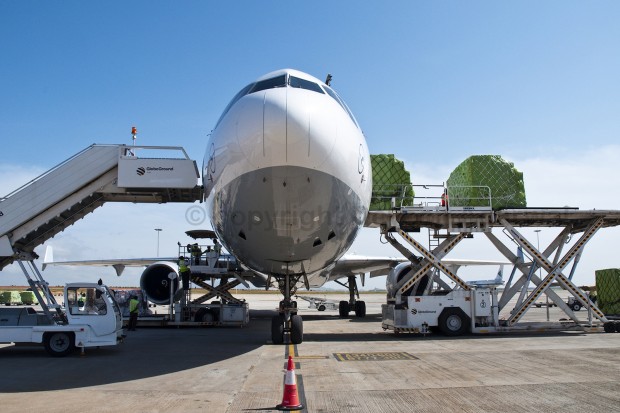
194, 308, 215, 322
290, 314, 303, 344
354, 301, 366, 317
44, 332, 75, 357
603, 322, 616, 333
271, 315, 284, 344
438, 308, 470, 336
339, 301, 350, 318
318, 304, 326, 311
571, 302, 581, 312
615, 322, 620, 333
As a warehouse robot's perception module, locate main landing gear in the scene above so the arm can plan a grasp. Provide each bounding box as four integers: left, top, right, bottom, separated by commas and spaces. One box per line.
271, 275, 304, 345
336, 275, 366, 318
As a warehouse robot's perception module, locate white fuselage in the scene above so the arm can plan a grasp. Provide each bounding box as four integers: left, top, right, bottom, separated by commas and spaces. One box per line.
203, 69, 371, 286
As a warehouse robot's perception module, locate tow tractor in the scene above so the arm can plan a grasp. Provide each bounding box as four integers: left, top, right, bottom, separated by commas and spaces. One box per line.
295, 295, 338, 312
0, 256, 124, 356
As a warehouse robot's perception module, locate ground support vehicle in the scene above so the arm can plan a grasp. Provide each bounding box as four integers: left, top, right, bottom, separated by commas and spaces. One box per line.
150, 235, 250, 328
367, 190, 617, 336
0, 282, 124, 356
295, 295, 338, 311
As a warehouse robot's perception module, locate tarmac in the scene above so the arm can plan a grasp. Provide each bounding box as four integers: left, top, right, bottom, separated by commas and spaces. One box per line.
1, 292, 619, 413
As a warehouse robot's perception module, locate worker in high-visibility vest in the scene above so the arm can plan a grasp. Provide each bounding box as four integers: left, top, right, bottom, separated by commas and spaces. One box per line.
191, 243, 202, 265
178, 256, 190, 290
128, 295, 139, 331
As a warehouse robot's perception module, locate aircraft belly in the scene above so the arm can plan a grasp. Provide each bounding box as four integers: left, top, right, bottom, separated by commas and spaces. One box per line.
214, 166, 365, 276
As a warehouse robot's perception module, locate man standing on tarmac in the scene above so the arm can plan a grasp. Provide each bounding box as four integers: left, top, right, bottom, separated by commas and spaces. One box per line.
128, 295, 139, 331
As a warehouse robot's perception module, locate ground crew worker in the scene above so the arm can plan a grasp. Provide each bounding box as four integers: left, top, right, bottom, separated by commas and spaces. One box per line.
178, 256, 190, 290
128, 295, 139, 331
191, 243, 202, 265
213, 239, 222, 256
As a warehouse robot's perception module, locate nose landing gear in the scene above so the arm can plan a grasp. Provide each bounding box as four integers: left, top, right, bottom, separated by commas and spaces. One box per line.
271, 274, 304, 344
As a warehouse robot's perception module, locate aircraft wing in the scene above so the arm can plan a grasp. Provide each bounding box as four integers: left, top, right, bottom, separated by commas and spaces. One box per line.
323, 255, 407, 282
42, 246, 270, 288
323, 255, 512, 283
42, 246, 176, 275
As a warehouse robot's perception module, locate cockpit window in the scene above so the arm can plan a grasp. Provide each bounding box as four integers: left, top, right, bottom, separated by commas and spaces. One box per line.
249, 75, 287, 94
323, 85, 359, 128
289, 76, 324, 94
215, 73, 358, 130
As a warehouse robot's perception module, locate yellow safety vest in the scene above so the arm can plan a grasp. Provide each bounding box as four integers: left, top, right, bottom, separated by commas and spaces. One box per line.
129, 299, 139, 314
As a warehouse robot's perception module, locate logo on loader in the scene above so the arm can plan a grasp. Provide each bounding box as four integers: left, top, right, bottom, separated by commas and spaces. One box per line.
136, 167, 146, 176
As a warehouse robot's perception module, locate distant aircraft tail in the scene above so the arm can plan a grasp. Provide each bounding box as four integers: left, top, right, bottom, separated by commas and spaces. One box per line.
42, 246, 54, 271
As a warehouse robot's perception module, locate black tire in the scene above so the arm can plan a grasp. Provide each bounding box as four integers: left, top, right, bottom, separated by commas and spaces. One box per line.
604, 322, 615, 333
194, 308, 216, 322
290, 314, 303, 344
354, 301, 366, 318
438, 307, 470, 336
615, 322, 620, 333
44, 332, 75, 357
339, 301, 350, 318
571, 302, 582, 312
318, 304, 326, 312
271, 315, 284, 344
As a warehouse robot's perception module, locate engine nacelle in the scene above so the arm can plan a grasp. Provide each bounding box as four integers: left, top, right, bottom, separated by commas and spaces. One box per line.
386, 262, 413, 298
140, 261, 180, 305
386, 262, 432, 299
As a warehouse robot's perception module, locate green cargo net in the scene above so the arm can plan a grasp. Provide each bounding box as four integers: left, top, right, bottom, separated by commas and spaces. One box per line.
595, 269, 620, 316
446, 155, 526, 210
370, 154, 414, 210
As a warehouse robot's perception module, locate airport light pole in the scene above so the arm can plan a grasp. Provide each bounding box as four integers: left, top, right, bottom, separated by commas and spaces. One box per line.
155, 228, 162, 257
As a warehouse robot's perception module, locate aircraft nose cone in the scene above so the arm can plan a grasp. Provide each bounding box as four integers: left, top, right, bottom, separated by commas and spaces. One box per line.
236, 88, 337, 169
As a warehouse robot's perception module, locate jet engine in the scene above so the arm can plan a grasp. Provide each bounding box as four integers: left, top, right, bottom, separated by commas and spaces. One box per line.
386, 262, 431, 299
139, 262, 180, 305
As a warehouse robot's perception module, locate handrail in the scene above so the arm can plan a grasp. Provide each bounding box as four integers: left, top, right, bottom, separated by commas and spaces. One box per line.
1, 144, 99, 200
371, 183, 493, 210
1, 144, 192, 200
447, 185, 492, 209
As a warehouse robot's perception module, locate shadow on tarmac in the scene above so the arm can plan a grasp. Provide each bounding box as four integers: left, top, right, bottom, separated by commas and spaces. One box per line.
0, 308, 586, 393
0, 310, 271, 393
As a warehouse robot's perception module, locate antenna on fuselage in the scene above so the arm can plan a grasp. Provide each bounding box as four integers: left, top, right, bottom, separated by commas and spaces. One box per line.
325, 74, 332, 86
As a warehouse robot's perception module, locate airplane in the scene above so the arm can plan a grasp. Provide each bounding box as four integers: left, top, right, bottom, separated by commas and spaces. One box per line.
45, 69, 398, 344
202, 69, 375, 343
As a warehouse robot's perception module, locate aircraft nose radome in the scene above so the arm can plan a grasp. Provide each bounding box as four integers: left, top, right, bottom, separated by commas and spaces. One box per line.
236, 88, 337, 169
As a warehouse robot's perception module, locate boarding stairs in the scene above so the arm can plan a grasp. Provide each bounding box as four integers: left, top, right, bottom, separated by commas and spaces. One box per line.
0, 144, 202, 269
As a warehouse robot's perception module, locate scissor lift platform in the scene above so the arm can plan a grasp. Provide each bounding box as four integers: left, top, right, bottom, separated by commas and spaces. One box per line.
366, 204, 620, 334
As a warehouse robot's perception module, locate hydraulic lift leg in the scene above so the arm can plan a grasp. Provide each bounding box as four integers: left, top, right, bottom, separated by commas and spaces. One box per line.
500, 218, 607, 324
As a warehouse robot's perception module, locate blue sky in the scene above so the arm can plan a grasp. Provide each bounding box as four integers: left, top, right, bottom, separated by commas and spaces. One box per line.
1, 2, 619, 287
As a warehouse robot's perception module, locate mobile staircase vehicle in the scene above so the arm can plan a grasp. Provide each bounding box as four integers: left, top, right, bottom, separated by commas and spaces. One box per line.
0, 144, 202, 270
0, 257, 123, 356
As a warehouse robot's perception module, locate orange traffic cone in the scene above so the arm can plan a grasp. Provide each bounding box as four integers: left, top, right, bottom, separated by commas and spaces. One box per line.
277, 356, 303, 410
